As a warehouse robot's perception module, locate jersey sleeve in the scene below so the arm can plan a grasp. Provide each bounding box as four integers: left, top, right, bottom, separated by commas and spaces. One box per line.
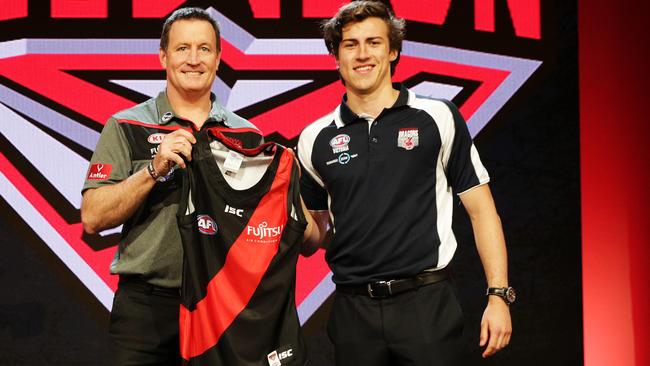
297, 131, 329, 211
82, 117, 132, 193
439, 100, 490, 195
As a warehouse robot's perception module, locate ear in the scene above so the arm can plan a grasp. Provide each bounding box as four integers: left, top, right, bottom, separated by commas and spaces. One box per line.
159, 48, 167, 69
215, 49, 222, 72
389, 49, 398, 62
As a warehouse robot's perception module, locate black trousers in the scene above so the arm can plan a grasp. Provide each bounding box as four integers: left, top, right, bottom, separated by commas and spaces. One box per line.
109, 277, 181, 366
328, 279, 466, 366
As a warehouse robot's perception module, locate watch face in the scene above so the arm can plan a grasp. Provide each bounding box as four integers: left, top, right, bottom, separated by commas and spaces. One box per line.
506, 287, 516, 303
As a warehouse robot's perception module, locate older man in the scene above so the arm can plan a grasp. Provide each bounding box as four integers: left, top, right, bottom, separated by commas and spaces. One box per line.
81, 7, 258, 365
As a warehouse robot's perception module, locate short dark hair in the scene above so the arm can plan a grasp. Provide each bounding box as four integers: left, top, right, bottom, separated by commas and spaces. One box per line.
160, 7, 221, 51
321, 1, 406, 74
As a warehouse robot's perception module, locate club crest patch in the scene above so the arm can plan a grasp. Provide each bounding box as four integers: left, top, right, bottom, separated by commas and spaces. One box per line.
397, 128, 419, 150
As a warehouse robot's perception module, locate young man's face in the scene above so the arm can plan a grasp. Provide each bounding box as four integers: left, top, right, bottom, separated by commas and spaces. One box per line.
336, 17, 397, 97
159, 19, 220, 99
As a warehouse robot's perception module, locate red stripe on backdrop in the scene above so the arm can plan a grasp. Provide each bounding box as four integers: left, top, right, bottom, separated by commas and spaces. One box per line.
132, 0, 186, 18
179, 150, 293, 360
0, 0, 27, 21
0, 152, 117, 291
248, 0, 280, 18
0, 54, 157, 126
51, 0, 107, 18
580, 1, 650, 366
392, 0, 452, 25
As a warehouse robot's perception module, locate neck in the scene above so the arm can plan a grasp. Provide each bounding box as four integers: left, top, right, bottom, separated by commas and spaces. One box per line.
166, 87, 212, 129
345, 82, 399, 118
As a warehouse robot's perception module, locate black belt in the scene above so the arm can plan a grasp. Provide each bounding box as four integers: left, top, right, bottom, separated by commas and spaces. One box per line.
118, 276, 180, 297
336, 269, 449, 299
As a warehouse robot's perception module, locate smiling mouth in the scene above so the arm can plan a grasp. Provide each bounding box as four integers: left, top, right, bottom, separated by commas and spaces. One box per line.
354, 65, 374, 73
182, 71, 204, 76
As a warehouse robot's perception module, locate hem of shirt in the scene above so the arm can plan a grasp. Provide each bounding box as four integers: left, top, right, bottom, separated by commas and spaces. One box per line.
456, 179, 490, 196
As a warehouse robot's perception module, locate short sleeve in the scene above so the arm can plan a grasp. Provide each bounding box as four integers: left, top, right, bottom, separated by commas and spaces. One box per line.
297, 133, 329, 211
82, 118, 132, 193
440, 100, 490, 194
299, 161, 329, 210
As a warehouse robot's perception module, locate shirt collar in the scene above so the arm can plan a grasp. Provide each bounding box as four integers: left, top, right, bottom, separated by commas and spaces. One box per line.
155, 91, 227, 126
335, 83, 410, 129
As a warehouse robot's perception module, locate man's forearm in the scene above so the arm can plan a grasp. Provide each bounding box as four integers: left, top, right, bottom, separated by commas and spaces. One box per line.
471, 211, 508, 287
460, 184, 508, 287
81, 167, 155, 234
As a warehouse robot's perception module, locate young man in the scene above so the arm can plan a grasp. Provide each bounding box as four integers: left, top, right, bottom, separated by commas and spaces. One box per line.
81, 8, 260, 365
298, 1, 513, 365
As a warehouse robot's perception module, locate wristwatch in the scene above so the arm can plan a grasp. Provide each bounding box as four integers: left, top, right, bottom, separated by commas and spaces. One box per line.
147, 161, 172, 183
486, 287, 516, 305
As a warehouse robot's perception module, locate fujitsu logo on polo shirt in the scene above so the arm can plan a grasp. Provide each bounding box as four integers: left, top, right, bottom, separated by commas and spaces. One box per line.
197, 215, 217, 235
86, 163, 112, 180
329, 134, 350, 153
247, 221, 283, 243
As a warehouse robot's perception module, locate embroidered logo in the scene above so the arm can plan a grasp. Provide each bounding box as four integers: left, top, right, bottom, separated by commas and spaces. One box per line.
246, 221, 284, 244
147, 133, 166, 144
325, 153, 359, 166
161, 111, 173, 123
338, 152, 351, 164
267, 347, 294, 366
197, 215, 217, 235
397, 128, 419, 150
329, 134, 350, 153
86, 163, 112, 181
224, 204, 244, 217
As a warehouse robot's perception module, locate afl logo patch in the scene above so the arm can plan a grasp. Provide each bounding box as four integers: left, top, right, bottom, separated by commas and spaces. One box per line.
197, 215, 217, 235
147, 133, 166, 144
329, 134, 350, 153
161, 111, 173, 123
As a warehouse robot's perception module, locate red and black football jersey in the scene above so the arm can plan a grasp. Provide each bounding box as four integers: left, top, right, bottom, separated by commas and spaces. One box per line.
177, 127, 308, 366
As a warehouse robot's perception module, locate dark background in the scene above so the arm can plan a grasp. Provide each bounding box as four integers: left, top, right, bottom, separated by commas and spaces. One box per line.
0, 0, 590, 365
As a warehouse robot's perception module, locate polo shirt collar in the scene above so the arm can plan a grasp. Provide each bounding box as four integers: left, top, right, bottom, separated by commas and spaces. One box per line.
335, 83, 411, 129
155, 91, 227, 126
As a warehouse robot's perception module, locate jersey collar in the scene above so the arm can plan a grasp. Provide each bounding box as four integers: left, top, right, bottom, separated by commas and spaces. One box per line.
155, 91, 228, 126
335, 83, 411, 129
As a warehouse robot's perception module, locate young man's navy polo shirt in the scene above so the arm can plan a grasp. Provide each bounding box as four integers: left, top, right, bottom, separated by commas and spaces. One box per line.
297, 83, 490, 285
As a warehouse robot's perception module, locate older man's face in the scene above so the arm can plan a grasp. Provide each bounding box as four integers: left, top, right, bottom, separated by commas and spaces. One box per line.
159, 19, 220, 99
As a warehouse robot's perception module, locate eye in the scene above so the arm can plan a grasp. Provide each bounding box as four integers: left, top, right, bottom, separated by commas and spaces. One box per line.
177, 46, 188, 51
200, 46, 210, 52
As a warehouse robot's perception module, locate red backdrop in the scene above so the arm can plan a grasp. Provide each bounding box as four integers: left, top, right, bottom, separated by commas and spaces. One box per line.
580, 1, 650, 366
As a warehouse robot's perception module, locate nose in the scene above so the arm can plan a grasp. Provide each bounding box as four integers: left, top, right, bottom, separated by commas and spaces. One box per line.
356, 44, 369, 60
187, 48, 199, 65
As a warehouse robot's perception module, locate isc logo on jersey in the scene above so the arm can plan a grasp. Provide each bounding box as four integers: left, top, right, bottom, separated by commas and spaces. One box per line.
197, 215, 218, 235
267, 348, 293, 366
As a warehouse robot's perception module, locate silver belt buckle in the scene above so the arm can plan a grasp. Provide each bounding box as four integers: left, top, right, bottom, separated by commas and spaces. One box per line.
367, 280, 394, 298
